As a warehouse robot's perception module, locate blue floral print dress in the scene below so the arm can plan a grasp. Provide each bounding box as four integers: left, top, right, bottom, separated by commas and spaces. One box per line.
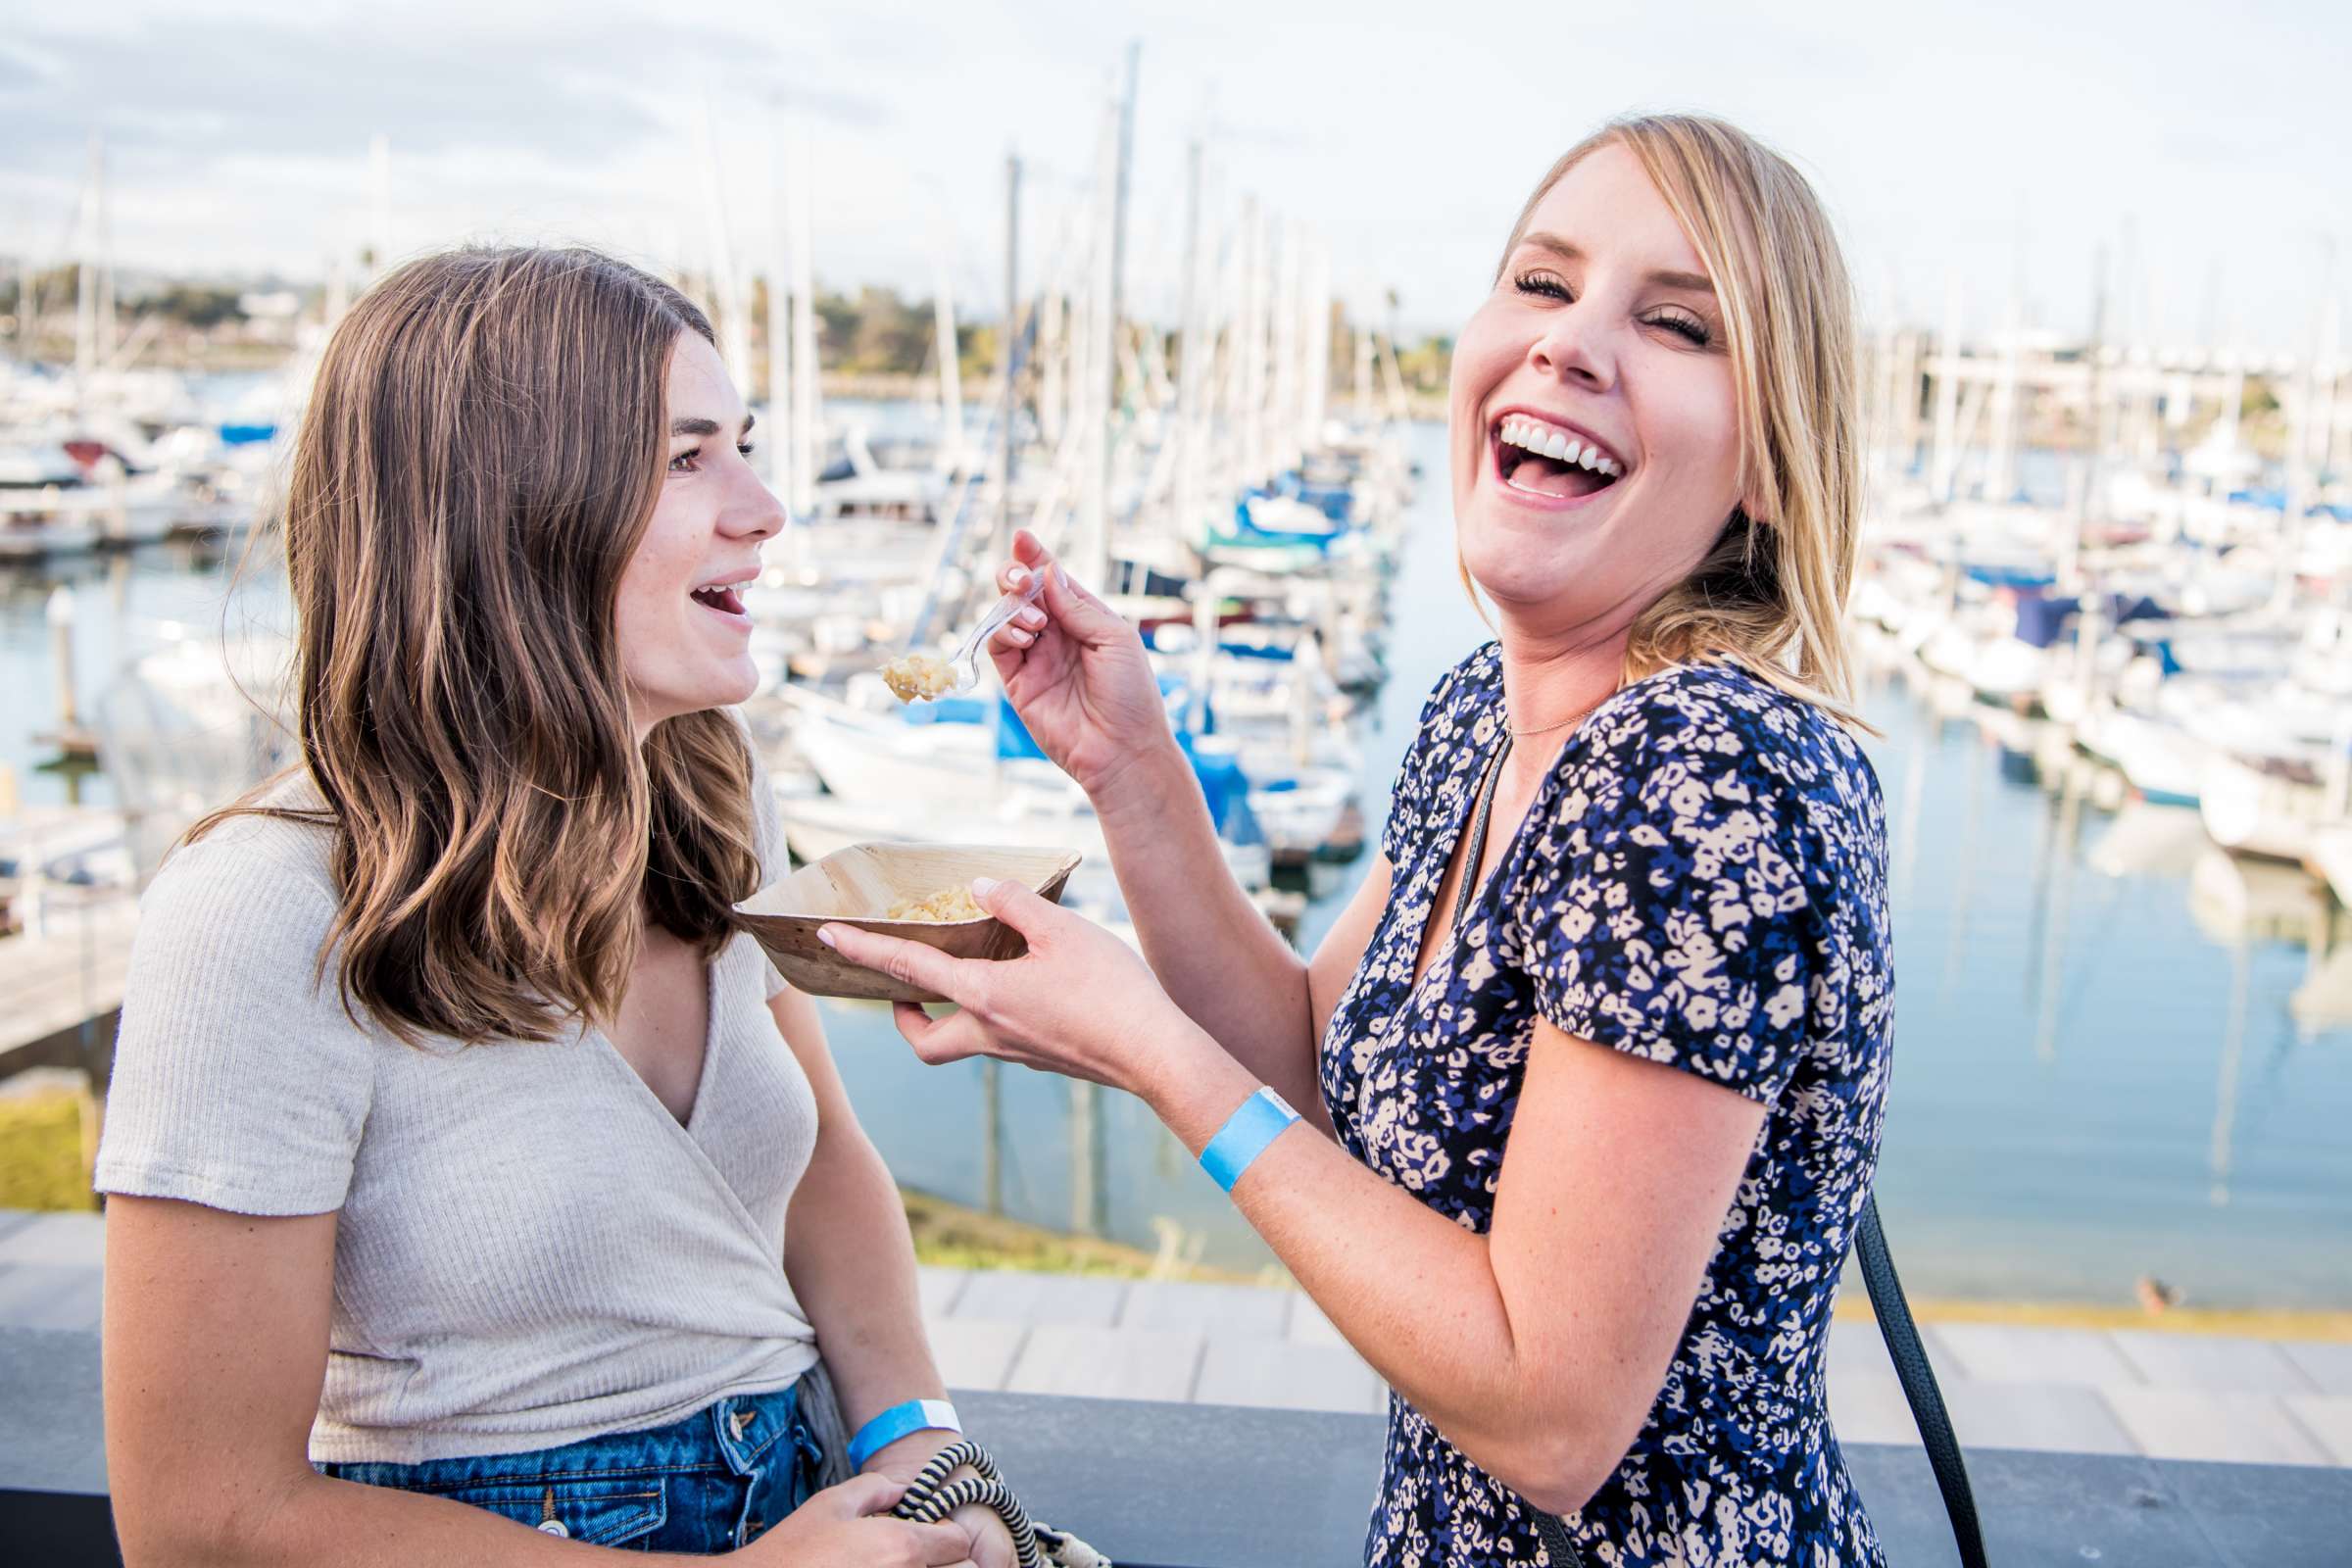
1320, 644, 1893, 1567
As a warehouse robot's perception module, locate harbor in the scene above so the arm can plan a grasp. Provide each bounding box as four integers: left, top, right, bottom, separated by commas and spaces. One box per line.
8, 390, 2351, 1315
5, 9, 2352, 1564
0, 14, 2348, 1536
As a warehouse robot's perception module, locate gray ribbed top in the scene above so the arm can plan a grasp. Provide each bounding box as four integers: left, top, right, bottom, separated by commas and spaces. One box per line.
93, 732, 823, 1463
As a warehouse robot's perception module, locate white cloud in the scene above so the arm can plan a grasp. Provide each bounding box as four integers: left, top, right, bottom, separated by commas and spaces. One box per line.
2, 0, 2346, 353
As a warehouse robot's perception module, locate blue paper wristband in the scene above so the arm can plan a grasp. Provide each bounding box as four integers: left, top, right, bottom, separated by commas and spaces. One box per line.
847, 1397, 961, 1469
1199, 1087, 1301, 1193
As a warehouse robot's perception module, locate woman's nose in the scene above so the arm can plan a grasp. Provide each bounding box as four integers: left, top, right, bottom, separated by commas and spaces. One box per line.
721, 468, 789, 541
1528, 309, 1615, 392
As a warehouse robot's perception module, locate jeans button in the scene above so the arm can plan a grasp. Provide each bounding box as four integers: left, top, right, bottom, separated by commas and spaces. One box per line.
537, 1519, 569, 1538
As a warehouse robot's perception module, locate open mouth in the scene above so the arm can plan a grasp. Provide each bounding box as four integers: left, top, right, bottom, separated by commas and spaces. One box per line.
1492, 413, 1627, 503
690, 575, 752, 623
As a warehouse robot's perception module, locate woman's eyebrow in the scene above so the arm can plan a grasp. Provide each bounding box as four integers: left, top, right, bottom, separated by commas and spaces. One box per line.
669, 413, 758, 438
1518, 230, 1715, 295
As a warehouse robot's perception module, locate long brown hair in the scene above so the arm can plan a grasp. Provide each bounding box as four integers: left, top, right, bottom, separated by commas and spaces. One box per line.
1487, 114, 1867, 725
193, 246, 761, 1045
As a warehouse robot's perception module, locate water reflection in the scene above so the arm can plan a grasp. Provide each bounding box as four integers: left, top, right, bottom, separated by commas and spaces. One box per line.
1852, 640, 2350, 1308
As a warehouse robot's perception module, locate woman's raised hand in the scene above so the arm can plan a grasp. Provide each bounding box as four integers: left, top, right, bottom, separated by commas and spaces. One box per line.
729, 1473, 975, 1567
984, 529, 1175, 803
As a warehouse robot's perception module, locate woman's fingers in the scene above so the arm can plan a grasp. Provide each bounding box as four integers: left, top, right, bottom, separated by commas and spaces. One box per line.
996, 531, 1123, 645
818, 923, 977, 1006
969, 875, 1065, 941
999, 530, 1053, 594
906, 1518, 977, 1565
889, 1001, 994, 1065
1039, 560, 1128, 644
823, 1470, 907, 1517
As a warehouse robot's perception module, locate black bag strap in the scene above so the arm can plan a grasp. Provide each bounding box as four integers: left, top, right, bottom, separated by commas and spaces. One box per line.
1853, 1195, 1988, 1568
1529, 1198, 1988, 1568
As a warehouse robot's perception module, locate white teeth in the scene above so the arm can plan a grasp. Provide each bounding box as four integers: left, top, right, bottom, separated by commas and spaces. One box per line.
1495, 416, 1624, 476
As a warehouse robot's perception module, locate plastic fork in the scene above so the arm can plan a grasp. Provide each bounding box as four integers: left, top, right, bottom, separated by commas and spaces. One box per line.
944, 568, 1049, 693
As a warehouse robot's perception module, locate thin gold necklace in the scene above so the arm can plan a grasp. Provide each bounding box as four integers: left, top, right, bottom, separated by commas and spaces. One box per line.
1505, 693, 1612, 739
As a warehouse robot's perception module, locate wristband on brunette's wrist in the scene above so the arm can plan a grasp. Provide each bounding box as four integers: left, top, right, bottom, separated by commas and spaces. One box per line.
848, 1398, 960, 1470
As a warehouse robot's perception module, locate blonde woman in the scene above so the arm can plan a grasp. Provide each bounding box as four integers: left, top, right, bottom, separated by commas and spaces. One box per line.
95, 249, 1002, 1566
824, 116, 1892, 1566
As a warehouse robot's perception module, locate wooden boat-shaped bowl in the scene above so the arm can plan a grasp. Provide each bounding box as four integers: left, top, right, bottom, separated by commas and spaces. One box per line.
734, 842, 1084, 1004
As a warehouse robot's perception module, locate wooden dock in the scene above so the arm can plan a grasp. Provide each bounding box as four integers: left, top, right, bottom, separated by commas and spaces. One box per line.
0, 894, 137, 1088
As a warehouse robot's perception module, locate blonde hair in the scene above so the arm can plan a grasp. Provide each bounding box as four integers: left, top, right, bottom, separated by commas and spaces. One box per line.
191, 247, 763, 1046
1486, 113, 1865, 724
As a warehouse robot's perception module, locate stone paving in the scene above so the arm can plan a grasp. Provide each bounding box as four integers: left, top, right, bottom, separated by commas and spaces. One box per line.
8, 1208, 2346, 1468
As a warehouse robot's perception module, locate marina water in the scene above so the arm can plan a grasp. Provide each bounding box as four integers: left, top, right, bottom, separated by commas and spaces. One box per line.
6, 419, 2348, 1312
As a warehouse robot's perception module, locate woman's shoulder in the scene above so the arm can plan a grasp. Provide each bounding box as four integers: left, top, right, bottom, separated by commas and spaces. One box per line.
102, 780, 380, 1215
1565, 658, 1883, 850
1596, 659, 1868, 771
139, 776, 345, 964
1411, 641, 1504, 740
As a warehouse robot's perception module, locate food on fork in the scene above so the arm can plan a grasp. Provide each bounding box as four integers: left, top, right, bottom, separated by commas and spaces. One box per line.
881, 652, 956, 703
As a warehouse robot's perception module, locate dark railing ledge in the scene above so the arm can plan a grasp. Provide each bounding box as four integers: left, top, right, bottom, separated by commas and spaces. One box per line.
7, 1322, 2350, 1566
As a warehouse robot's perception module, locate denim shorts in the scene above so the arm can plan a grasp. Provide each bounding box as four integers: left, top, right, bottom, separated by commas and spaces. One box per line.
316, 1382, 823, 1554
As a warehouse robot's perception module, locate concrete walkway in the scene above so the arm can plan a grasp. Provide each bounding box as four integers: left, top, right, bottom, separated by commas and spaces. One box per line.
8, 1208, 2346, 1468
913, 1261, 2352, 1467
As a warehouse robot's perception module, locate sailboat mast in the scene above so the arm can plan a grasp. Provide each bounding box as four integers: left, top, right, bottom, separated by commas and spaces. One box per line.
368, 133, 391, 275
765, 130, 791, 499
1071, 100, 1118, 589
1106, 38, 1139, 435
696, 99, 752, 386
931, 225, 964, 467
788, 128, 818, 520
997, 152, 1022, 556
74, 134, 98, 392
2061, 245, 2106, 591
1172, 138, 1205, 552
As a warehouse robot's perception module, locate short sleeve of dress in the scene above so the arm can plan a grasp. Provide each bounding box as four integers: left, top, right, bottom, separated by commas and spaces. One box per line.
93, 835, 377, 1216
1513, 671, 1821, 1105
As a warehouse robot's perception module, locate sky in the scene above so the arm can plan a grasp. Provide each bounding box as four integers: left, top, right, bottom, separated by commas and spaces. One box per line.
3, 0, 2347, 356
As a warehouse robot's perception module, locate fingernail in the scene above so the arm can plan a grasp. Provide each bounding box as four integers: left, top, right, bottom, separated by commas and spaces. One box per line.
1054, 565, 1070, 590
970, 875, 1000, 899
816, 926, 839, 950
1007, 566, 1030, 587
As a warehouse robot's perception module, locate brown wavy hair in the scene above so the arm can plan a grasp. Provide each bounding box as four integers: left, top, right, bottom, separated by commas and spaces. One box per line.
1478, 114, 1868, 727
192, 246, 762, 1045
